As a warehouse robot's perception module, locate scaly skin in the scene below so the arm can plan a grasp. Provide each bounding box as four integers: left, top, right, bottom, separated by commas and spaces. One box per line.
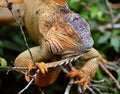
0, 0, 107, 89
0, 0, 24, 25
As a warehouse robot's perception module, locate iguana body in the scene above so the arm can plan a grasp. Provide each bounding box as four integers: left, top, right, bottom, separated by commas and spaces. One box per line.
0, 0, 106, 89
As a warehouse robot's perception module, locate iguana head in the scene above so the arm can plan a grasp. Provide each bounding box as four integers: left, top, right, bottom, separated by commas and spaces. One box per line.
46, 12, 94, 59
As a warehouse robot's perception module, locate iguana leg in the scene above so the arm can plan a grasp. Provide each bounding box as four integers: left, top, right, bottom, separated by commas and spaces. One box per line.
15, 57, 48, 73
67, 48, 100, 90
15, 57, 48, 82
14, 46, 62, 87
14, 46, 50, 80
67, 57, 99, 90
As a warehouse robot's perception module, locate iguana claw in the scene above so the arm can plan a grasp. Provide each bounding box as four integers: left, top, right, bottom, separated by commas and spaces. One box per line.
27, 62, 48, 74
36, 62, 48, 74
25, 62, 48, 82
67, 57, 100, 90
67, 69, 91, 90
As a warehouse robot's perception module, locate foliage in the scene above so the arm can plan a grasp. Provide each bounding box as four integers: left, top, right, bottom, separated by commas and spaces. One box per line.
0, 57, 7, 68
0, 0, 120, 94
68, 0, 120, 94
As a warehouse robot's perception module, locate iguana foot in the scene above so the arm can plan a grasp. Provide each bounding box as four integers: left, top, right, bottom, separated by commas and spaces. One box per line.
25, 62, 48, 82
36, 62, 48, 74
27, 62, 48, 74
67, 69, 91, 90
67, 57, 100, 90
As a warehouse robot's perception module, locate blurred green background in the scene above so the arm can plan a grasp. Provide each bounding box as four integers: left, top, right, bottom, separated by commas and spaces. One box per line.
0, 0, 120, 94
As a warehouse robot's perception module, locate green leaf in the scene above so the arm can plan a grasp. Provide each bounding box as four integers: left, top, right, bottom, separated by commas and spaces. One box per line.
98, 32, 111, 44
117, 68, 120, 82
97, 11, 103, 19
96, 67, 103, 80
80, 11, 89, 19
90, 6, 99, 18
68, 0, 81, 12
0, 40, 3, 47
110, 37, 119, 52
113, 29, 120, 35
93, 32, 100, 44
0, 57, 7, 68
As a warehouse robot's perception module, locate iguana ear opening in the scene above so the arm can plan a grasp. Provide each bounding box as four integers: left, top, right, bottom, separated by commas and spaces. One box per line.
53, 0, 66, 6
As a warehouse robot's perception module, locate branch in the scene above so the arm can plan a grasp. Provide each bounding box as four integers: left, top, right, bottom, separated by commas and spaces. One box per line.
62, 67, 74, 94
92, 13, 120, 32
113, 13, 120, 23
97, 23, 120, 32
67, 63, 83, 94
38, 87, 45, 94
111, 3, 120, 9
90, 85, 103, 94
18, 69, 40, 94
62, 63, 105, 94
5, 0, 35, 63
87, 86, 96, 94
91, 79, 106, 83
0, 66, 43, 93
105, 0, 114, 30
64, 78, 74, 94
62, 66, 83, 94
100, 62, 120, 90
4, 1, 40, 93
77, 85, 83, 94
0, 66, 34, 70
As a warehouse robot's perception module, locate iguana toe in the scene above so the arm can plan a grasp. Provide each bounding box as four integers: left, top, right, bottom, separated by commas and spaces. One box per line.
36, 62, 48, 74
67, 69, 91, 90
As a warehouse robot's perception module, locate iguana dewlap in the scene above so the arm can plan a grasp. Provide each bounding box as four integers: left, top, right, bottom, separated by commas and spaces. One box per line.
0, 0, 105, 89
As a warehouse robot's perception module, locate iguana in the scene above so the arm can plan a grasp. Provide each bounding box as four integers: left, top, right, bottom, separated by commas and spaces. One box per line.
0, 0, 107, 90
